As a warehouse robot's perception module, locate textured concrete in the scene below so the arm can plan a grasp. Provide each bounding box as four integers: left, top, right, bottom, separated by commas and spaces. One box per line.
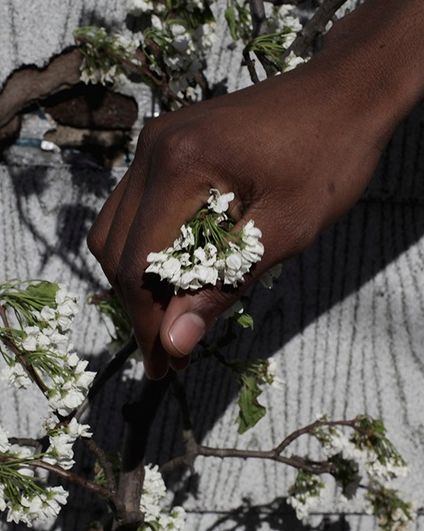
3, 0, 424, 530
2, 109, 424, 528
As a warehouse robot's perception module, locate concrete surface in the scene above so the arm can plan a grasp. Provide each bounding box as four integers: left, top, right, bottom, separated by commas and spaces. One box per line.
3, 0, 424, 530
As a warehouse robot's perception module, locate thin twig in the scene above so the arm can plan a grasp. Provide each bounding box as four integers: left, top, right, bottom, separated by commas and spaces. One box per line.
114, 374, 172, 530
8, 437, 43, 449
242, 49, 260, 84
84, 438, 117, 495
197, 445, 333, 474
246, 0, 277, 79
275, 418, 356, 454
162, 380, 358, 476
0, 455, 111, 500
0, 305, 48, 394
283, 0, 348, 60
73, 336, 138, 422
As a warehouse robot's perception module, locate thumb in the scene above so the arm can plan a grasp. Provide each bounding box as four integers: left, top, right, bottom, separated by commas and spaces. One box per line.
159, 216, 276, 357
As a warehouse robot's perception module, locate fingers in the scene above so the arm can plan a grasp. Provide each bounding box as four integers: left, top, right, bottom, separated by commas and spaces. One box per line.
116, 163, 209, 379
87, 172, 130, 261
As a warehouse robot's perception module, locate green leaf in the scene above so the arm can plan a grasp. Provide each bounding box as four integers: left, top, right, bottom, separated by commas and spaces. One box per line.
236, 312, 254, 330
225, 4, 239, 41
23, 282, 58, 306
237, 373, 266, 434
89, 291, 132, 343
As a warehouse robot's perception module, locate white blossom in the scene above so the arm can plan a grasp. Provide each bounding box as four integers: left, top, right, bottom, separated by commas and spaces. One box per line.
0, 425, 10, 453
284, 51, 306, 72
266, 358, 285, 389
44, 418, 92, 469
207, 188, 235, 214
139, 465, 187, 529
6, 486, 69, 527
1, 363, 32, 389
140, 464, 167, 522
146, 189, 263, 292
127, 0, 154, 14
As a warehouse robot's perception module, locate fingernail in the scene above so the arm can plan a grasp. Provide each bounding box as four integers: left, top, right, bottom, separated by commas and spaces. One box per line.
169, 313, 206, 356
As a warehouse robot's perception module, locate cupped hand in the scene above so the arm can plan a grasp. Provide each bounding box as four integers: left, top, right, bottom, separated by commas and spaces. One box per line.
87, 49, 393, 379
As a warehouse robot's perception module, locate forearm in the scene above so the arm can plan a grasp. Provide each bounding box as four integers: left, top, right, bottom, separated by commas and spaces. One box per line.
318, 0, 424, 136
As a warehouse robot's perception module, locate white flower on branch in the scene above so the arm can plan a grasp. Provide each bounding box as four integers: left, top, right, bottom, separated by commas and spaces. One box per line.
0, 281, 96, 416
0, 425, 10, 452
44, 418, 92, 470
146, 189, 264, 292
1, 362, 32, 389
284, 51, 306, 72
6, 486, 69, 527
139, 464, 186, 529
127, 0, 154, 15
207, 188, 235, 214
287, 471, 325, 523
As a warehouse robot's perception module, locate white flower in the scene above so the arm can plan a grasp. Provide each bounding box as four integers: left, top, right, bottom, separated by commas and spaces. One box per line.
168, 506, 186, 530
0, 485, 6, 512
127, 0, 154, 14
285, 51, 306, 72
40, 306, 56, 321
139, 465, 186, 528
67, 418, 92, 439
140, 464, 167, 522
146, 190, 263, 292
44, 418, 92, 469
0, 425, 10, 452
160, 257, 182, 281
175, 225, 195, 250
266, 358, 285, 389
44, 432, 75, 470
207, 188, 235, 214
1, 363, 32, 389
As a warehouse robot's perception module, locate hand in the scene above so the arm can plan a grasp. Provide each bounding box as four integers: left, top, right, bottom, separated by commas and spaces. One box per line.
87, 47, 396, 379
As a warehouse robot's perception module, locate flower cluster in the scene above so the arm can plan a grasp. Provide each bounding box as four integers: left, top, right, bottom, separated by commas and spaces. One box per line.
316, 416, 408, 484
225, 1, 306, 73
146, 189, 264, 292
139, 464, 186, 530
286, 470, 325, 523
365, 481, 413, 531
0, 281, 96, 416
76, 0, 216, 103
0, 425, 69, 527
44, 417, 92, 470
75, 26, 141, 85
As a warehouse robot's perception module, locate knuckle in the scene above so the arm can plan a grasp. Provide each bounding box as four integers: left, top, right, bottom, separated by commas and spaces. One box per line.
192, 288, 239, 322
155, 129, 201, 173
137, 119, 161, 152
87, 225, 105, 260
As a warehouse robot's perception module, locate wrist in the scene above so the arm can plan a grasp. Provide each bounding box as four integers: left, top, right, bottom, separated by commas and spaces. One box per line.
316, 0, 424, 141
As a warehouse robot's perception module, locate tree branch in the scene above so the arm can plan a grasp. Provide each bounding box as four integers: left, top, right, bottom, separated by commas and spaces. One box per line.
0, 305, 48, 394
275, 418, 356, 454
284, 0, 348, 60
113, 374, 172, 530
161, 378, 358, 477
247, 0, 277, 78
74, 336, 138, 422
84, 438, 117, 496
